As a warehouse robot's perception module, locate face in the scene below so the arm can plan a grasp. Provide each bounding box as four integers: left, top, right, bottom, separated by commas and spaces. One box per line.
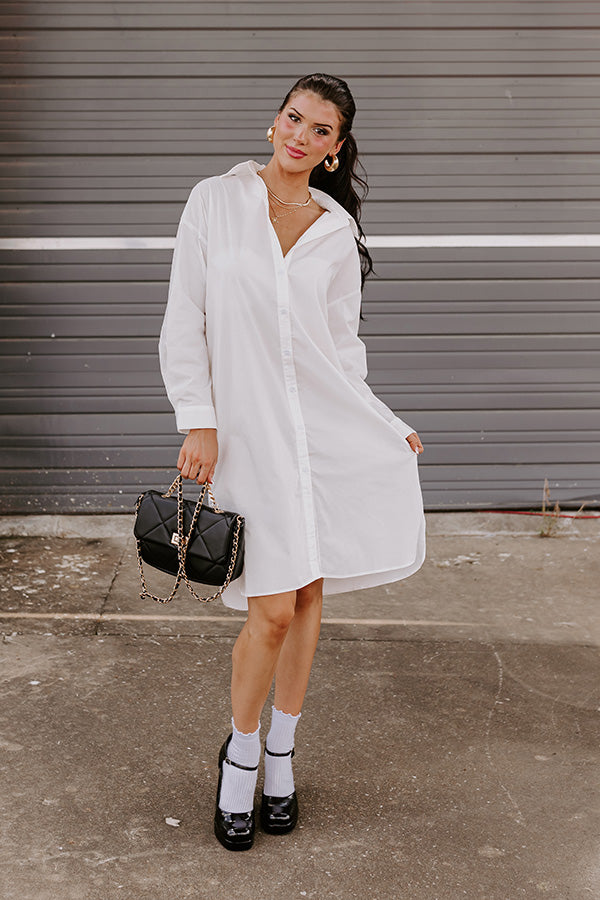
271, 91, 346, 172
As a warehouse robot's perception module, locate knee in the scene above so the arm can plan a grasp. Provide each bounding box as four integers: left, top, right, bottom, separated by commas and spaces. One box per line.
296, 577, 324, 611
247, 595, 296, 644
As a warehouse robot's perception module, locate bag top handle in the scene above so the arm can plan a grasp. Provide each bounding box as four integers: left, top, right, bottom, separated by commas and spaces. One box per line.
162, 472, 224, 513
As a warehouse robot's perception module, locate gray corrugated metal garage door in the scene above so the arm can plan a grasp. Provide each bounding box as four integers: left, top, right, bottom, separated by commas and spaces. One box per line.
1, 2, 599, 513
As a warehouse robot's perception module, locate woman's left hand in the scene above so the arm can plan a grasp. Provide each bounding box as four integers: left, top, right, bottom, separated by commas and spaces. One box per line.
406, 431, 424, 455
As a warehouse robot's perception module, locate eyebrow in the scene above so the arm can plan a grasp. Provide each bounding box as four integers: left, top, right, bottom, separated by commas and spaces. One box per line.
289, 107, 333, 129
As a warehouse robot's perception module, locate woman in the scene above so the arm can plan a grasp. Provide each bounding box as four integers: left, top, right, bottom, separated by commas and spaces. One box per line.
158, 73, 426, 851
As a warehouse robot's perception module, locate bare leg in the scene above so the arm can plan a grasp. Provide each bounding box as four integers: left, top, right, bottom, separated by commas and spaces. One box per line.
231, 589, 297, 733
273, 577, 324, 715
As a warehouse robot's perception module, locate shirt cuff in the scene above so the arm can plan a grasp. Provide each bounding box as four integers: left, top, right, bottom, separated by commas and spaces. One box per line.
175, 404, 218, 433
390, 416, 416, 441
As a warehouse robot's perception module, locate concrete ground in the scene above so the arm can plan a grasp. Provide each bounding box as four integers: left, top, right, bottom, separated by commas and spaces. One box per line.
0, 511, 598, 900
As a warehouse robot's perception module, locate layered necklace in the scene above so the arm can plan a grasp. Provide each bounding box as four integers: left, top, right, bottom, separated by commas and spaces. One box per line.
261, 177, 313, 223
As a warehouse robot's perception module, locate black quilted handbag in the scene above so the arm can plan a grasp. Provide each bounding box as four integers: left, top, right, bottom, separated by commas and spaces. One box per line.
133, 473, 245, 603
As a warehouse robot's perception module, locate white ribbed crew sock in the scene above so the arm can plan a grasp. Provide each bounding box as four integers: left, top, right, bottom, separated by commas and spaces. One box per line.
218, 718, 261, 814
263, 705, 301, 798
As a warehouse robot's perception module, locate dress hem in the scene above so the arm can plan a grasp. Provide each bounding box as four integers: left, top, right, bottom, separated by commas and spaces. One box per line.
220, 514, 426, 610
228, 560, 421, 602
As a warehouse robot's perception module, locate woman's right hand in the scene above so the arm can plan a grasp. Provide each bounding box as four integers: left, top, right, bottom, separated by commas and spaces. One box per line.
177, 428, 218, 484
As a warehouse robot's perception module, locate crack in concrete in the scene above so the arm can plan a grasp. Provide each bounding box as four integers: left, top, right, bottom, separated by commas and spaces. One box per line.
493, 661, 600, 711
484, 645, 526, 826
94, 538, 130, 635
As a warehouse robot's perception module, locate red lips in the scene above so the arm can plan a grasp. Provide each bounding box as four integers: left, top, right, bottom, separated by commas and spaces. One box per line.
286, 145, 306, 158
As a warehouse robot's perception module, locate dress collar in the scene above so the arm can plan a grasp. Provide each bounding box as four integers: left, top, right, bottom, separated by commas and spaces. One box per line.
220, 158, 360, 240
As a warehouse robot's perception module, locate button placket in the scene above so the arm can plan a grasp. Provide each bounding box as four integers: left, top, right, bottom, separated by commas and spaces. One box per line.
270, 238, 320, 574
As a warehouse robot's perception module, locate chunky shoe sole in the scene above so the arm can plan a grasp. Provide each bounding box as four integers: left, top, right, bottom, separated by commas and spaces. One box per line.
260, 745, 299, 834
213, 817, 254, 852
260, 790, 298, 834
213, 734, 257, 851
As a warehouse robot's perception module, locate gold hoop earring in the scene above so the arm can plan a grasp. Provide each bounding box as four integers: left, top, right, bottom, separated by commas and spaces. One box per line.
324, 153, 339, 173
267, 125, 275, 143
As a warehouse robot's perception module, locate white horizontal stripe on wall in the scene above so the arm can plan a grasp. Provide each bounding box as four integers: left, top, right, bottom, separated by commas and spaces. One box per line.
3, 234, 600, 250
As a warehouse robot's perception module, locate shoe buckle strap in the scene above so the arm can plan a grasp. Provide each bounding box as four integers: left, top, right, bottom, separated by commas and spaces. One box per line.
224, 755, 259, 771
265, 746, 295, 758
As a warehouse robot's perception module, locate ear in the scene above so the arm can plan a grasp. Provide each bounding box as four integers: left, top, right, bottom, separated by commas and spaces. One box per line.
332, 136, 346, 155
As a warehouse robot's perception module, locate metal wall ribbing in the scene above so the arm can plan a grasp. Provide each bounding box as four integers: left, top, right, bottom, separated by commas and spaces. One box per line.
1, 2, 599, 512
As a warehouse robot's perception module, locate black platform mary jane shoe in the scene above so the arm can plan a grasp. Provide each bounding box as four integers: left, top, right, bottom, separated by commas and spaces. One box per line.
260, 746, 299, 835
213, 734, 258, 851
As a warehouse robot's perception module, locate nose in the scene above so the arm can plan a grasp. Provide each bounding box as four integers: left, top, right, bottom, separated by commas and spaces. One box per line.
294, 122, 309, 144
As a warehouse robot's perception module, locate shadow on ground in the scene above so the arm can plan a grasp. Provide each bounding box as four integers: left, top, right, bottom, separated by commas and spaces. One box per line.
0, 512, 598, 899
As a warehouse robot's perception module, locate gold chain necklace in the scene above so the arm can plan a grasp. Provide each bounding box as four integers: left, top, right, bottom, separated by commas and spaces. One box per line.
266, 184, 311, 207
269, 202, 310, 223
260, 175, 313, 223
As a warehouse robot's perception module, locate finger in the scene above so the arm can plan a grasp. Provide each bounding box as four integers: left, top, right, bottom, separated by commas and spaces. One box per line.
181, 459, 198, 480
195, 463, 210, 484
180, 458, 193, 479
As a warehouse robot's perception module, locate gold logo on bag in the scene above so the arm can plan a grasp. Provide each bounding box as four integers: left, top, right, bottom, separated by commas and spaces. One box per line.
170, 532, 180, 546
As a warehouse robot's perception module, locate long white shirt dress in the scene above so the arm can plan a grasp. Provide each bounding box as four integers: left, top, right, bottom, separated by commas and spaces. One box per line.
158, 158, 426, 610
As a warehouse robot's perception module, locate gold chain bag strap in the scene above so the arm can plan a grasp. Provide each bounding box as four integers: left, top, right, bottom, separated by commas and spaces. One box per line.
133, 473, 245, 604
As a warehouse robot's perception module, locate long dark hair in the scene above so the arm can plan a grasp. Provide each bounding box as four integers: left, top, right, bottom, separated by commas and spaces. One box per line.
276, 73, 374, 313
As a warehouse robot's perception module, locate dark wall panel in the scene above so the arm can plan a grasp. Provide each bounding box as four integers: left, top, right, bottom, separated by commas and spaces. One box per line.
1, 1, 599, 512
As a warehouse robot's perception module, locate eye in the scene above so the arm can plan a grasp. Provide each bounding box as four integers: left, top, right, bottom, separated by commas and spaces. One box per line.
287, 113, 329, 137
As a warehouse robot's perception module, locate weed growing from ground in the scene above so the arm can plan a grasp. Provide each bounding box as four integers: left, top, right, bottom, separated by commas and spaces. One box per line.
539, 477, 587, 537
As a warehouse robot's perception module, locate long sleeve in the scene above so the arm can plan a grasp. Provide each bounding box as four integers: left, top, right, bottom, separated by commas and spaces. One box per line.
326, 229, 416, 442
158, 183, 217, 433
